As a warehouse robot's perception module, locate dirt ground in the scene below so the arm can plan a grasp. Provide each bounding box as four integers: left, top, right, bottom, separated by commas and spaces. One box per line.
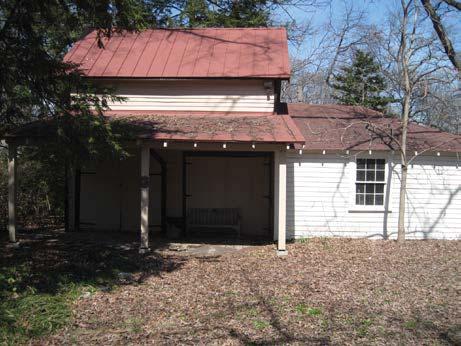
3, 231, 460, 345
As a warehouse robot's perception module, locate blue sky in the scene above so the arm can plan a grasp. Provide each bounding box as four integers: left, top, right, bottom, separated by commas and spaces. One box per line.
274, 0, 460, 58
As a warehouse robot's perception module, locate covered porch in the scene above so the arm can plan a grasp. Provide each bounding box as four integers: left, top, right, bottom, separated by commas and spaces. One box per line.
6, 111, 305, 255
73, 142, 289, 254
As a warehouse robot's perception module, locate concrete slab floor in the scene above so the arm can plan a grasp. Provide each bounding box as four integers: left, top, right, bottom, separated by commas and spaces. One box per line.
165, 242, 249, 256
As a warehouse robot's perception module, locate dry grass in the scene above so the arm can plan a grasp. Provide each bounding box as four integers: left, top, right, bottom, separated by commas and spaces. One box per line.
33, 235, 460, 345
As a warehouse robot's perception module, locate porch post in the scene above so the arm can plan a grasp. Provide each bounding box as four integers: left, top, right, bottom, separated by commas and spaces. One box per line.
139, 145, 150, 253
273, 149, 287, 255
66, 163, 77, 232
8, 143, 17, 243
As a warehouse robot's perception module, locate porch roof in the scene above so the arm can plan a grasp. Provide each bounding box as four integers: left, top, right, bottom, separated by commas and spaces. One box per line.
106, 111, 305, 144
6, 111, 305, 145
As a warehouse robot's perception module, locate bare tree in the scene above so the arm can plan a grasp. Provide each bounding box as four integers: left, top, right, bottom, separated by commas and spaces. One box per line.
363, 0, 456, 241
283, 1, 370, 104
420, 0, 460, 74
396, 0, 414, 242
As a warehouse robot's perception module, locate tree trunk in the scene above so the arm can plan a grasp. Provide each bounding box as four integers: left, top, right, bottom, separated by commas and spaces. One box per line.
397, 154, 408, 242
397, 0, 412, 242
398, 93, 410, 242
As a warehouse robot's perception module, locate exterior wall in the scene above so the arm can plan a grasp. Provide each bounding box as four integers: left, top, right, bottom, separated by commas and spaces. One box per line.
80, 151, 163, 231
287, 152, 461, 240
94, 79, 275, 113
79, 149, 271, 237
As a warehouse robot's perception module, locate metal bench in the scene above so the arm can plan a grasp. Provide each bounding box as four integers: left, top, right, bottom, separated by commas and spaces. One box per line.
186, 208, 241, 238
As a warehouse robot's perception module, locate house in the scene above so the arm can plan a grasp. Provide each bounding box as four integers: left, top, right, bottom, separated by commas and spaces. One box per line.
288, 104, 461, 240
5, 28, 461, 254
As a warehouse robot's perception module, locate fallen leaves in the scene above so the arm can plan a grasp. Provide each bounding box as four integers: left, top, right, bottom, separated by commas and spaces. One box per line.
3, 231, 459, 345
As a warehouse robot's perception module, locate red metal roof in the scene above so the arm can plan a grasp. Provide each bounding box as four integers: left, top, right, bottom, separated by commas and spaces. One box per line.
64, 28, 290, 79
289, 104, 461, 152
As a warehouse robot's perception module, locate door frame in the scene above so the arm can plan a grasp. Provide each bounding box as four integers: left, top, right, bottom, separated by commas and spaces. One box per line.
182, 151, 274, 238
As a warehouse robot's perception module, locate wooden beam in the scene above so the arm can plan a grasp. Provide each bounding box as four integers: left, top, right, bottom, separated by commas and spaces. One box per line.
140, 145, 150, 252
8, 144, 17, 243
273, 149, 287, 255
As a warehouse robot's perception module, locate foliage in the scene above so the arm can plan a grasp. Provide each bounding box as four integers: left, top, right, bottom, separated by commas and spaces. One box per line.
177, 0, 272, 28
0, 0, 160, 143
0, 231, 166, 344
332, 50, 393, 112
0, 147, 65, 230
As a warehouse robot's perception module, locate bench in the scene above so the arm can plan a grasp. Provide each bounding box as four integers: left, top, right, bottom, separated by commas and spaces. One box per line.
186, 208, 241, 238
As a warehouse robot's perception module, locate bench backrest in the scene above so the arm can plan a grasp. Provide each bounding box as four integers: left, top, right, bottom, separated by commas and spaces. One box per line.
187, 208, 240, 225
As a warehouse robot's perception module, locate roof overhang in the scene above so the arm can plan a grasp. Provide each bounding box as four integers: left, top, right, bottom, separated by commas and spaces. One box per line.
6, 111, 305, 146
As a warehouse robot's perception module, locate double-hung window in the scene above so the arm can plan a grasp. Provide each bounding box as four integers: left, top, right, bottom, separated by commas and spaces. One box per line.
355, 158, 385, 206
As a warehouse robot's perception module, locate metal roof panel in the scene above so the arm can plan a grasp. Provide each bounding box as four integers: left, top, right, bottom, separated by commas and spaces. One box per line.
64, 28, 291, 79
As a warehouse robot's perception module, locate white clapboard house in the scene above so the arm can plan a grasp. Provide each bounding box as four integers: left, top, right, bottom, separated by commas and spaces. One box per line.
6, 28, 461, 254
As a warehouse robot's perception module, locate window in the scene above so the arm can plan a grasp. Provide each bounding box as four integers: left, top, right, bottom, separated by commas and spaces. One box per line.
355, 159, 385, 206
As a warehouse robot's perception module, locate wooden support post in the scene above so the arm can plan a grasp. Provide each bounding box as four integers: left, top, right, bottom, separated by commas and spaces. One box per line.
140, 145, 150, 252
273, 149, 287, 255
66, 163, 76, 232
8, 143, 17, 243
182, 152, 187, 236
74, 168, 81, 231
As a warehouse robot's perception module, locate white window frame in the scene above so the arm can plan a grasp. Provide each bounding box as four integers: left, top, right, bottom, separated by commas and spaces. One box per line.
349, 153, 392, 212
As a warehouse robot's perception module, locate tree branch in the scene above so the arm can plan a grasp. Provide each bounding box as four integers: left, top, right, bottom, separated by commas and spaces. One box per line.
420, 0, 460, 73
442, 0, 461, 11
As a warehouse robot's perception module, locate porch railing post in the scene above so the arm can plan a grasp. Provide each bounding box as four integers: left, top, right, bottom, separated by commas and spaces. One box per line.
273, 149, 287, 255
140, 145, 150, 253
8, 142, 17, 243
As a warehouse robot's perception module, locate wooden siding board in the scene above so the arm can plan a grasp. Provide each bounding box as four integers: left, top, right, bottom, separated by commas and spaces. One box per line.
99, 80, 274, 113
287, 153, 461, 240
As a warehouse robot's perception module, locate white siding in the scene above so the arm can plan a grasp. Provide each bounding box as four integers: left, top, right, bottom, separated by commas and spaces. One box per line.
287, 152, 461, 240
95, 79, 274, 112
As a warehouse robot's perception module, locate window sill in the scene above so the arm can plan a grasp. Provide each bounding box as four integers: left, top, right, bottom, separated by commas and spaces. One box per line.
348, 207, 392, 213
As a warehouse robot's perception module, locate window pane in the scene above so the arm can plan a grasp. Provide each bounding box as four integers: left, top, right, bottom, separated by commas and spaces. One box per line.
365, 194, 374, 205
366, 170, 375, 181
356, 159, 386, 207
367, 160, 376, 169
365, 184, 375, 194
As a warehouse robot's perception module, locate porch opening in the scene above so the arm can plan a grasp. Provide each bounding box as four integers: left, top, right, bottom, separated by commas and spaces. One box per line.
182, 151, 273, 241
